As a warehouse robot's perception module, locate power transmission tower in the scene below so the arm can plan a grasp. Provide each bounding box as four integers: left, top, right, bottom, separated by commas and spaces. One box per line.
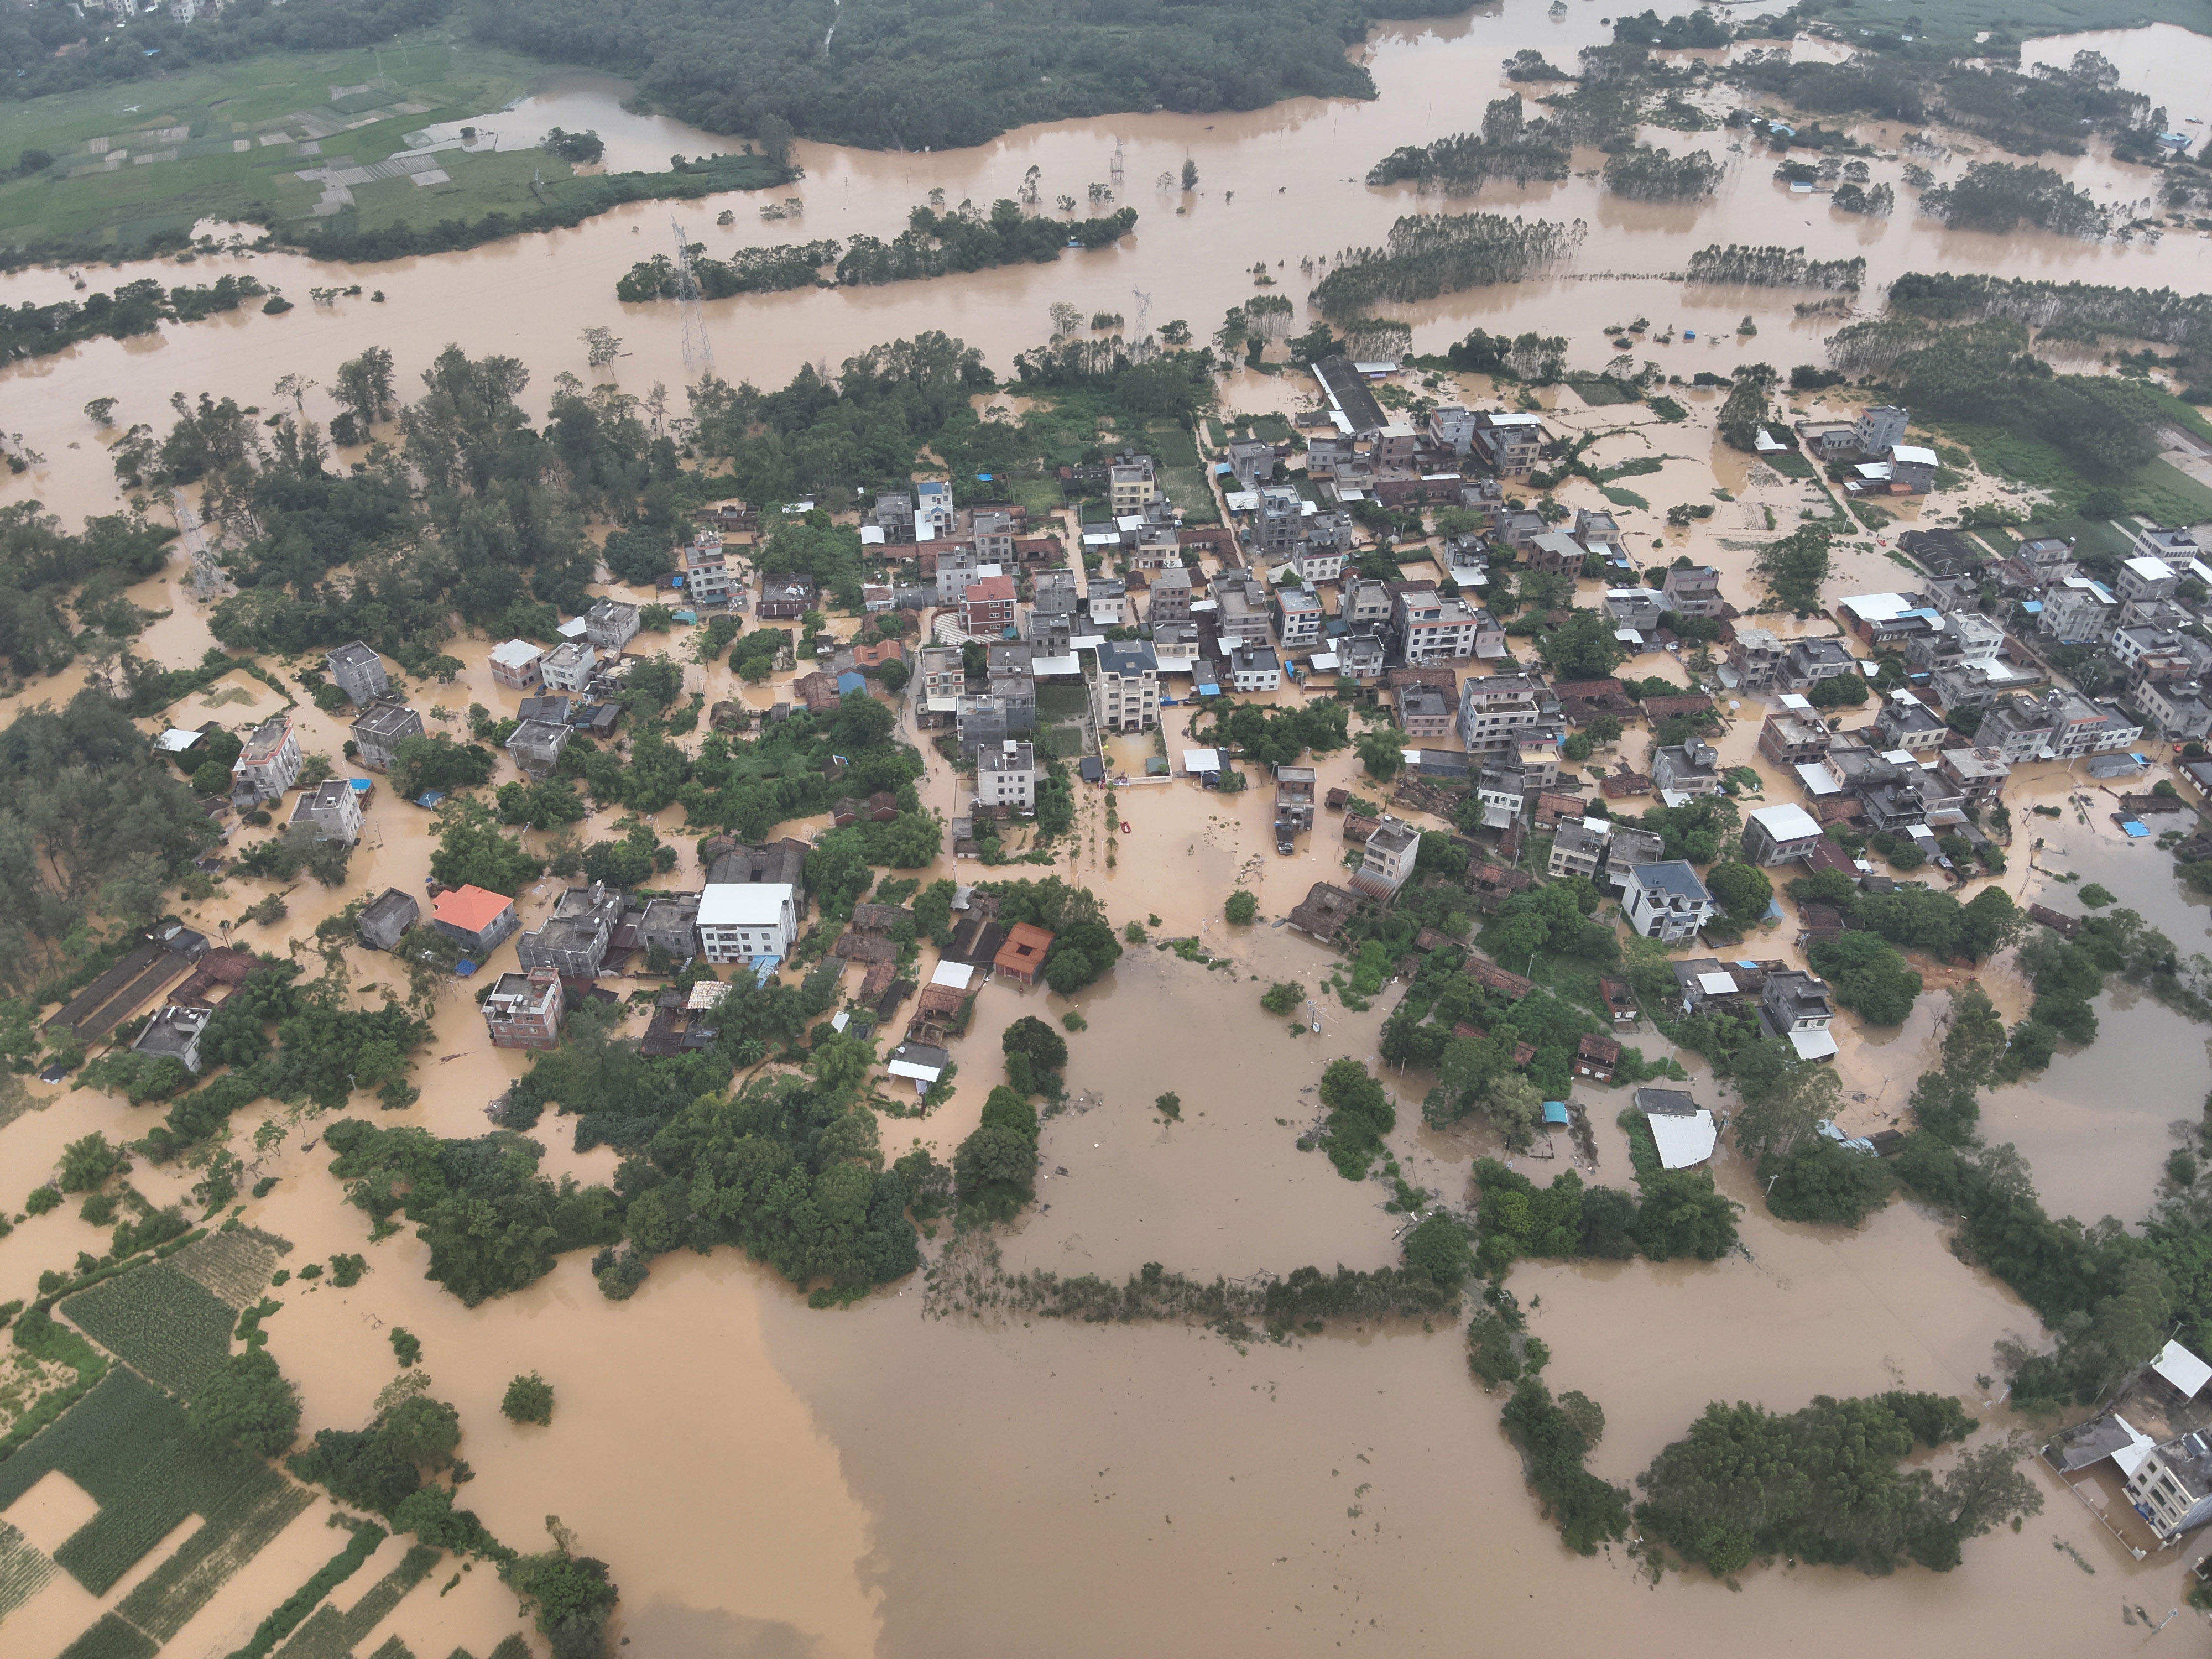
172, 487, 225, 599
1130, 286, 1152, 360
671, 218, 716, 384
1109, 142, 1124, 185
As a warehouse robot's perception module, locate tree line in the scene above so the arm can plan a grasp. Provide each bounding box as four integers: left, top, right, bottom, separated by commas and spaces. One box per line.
1308, 211, 1581, 317
1684, 244, 1864, 289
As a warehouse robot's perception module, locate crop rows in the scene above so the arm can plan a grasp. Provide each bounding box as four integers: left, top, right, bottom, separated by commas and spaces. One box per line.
274, 1544, 442, 1659
55, 1613, 156, 1659
0, 1370, 285, 1597
61, 1265, 238, 1399
169, 1228, 289, 1310
0, 1518, 56, 1620
113, 1477, 312, 1641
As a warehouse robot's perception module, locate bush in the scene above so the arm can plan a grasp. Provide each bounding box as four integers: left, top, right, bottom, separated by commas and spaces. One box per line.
502, 1372, 555, 1426
1224, 889, 1259, 925
1260, 980, 1305, 1016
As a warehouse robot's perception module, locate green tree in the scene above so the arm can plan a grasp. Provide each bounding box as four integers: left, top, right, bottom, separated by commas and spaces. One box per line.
1728, 1044, 1841, 1166
1261, 980, 1305, 1016
502, 1371, 555, 1426
1703, 862, 1772, 920
1537, 609, 1628, 680
1356, 727, 1403, 781
189, 1349, 301, 1457
1808, 931, 1923, 1024
1402, 1213, 1473, 1286
429, 797, 544, 896
1224, 889, 1259, 924
1633, 1169, 1740, 1260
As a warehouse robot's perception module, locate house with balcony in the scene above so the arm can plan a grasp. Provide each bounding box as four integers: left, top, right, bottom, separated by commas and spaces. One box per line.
1662, 565, 1724, 618
2120, 1430, 2212, 1542
1936, 746, 2011, 806
1457, 673, 1546, 757
1759, 968, 1835, 1061
1757, 697, 1832, 766
682, 535, 737, 607
1728, 627, 1787, 691
961, 573, 1018, 638
229, 716, 301, 806
1147, 564, 1194, 627
2040, 576, 2121, 645
1108, 453, 1159, 514
1652, 739, 1722, 799
1601, 826, 1666, 893
2138, 679, 2212, 740
1395, 587, 1495, 663
1396, 684, 1453, 737
1350, 816, 1422, 898
1096, 640, 1160, 732
1470, 411, 1543, 477
1548, 817, 1610, 881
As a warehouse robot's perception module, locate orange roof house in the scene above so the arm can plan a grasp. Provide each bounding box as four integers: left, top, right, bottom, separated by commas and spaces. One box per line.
429, 885, 520, 954
993, 922, 1055, 985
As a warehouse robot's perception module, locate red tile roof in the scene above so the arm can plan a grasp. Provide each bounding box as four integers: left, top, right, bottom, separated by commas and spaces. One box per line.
432, 885, 513, 934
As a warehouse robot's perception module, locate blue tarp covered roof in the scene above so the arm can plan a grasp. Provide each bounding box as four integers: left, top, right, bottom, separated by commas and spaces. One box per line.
1542, 1101, 1571, 1125
836, 671, 866, 695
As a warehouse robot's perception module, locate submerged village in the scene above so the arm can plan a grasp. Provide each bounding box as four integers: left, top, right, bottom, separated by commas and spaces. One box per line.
17, 0, 2212, 1655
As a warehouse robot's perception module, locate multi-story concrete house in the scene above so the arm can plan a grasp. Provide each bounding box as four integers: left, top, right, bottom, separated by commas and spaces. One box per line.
1780, 637, 1859, 692
230, 716, 301, 805
1622, 860, 1716, 943
1427, 404, 1477, 456
919, 645, 966, 714
2116, 555, 2180, 607
288, 779, 363, 844
971, 510, 1018, 564
1095, 640, 1160, 732
483, 969, 565, 1051
1851, 404, 1908, 456
1394, 587, 1489, 664
1108, 453, 1159, 515
540, 641, 597, 694
682, 536, 737, 607
1652, 740, 1722, 797
326, 641, 389, 705
1255, 484, 1305, 562
1456, 673, 1545, 757
488, 639, 544, 691
2138, 679, 2212, 740
1661, 565, 1724, 618
2040, 576, 2120, 645
517, 881, 624, 981
1031, 567, 1082, 621
1873, 689, 1948, 752
1548, 816, 1610, 881
1470, 411, 1543, 477
697, 882, 799, 964
1742, 802, 1825, 867
1147, 564, 1194, 626
506, 719, 572, 779
1757, 698, 1833, 766
350, 703, 423, 773
586, 599, 640, 653
976, 741, 1037, 811
1353, 816, 1422, 896
961, 573, 1017, 638
1274, 586, 1324, 649
1345, 579, 1393, 634
1086, 579, 1129, 629
1229, 645, 1282, 692
1728, 627, 1786, 691
1759, 969, 1835, 1060
1215, 577, 1273, 646
1936, 746, 2011, 806
1396, 684, 1453, 737
2121, 1431, 2212, 1542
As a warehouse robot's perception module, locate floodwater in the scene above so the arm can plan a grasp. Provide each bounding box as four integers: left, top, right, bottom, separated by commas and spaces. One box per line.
6, 4, 2212, 1655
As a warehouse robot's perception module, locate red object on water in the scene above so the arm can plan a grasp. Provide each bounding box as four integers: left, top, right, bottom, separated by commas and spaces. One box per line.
1121, 821, 1133, 833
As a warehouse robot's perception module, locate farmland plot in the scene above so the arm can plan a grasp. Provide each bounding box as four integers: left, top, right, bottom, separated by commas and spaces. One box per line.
0, 1370, 287, 1596
273, 1543, 442, 1659
60, 1266, 237, 1399
168, 1229, 291, 1310
0, 1519, 56, 1620
56, 1613, 156, 1659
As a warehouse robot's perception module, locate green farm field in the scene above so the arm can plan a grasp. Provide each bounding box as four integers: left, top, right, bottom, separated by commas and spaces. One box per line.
0, 31, 562, 255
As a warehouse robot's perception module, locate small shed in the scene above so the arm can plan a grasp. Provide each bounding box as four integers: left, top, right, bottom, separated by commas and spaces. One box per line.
357, 888, 419, 952
2154, 1339, 2212, 1400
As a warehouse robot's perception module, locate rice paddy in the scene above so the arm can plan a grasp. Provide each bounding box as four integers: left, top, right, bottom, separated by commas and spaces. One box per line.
60, 1264, 239, 1400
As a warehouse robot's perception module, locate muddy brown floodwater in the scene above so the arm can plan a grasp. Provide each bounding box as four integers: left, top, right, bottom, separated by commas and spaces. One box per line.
6, 4, 2212, 1654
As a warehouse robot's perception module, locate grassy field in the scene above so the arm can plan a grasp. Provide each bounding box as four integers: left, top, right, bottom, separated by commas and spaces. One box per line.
0, 31, 570, 255
61, 1264, 238, 1400
2019, 513, 2145, 560
1845, 0, 2208, 43
1932, 418, 2212, 525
